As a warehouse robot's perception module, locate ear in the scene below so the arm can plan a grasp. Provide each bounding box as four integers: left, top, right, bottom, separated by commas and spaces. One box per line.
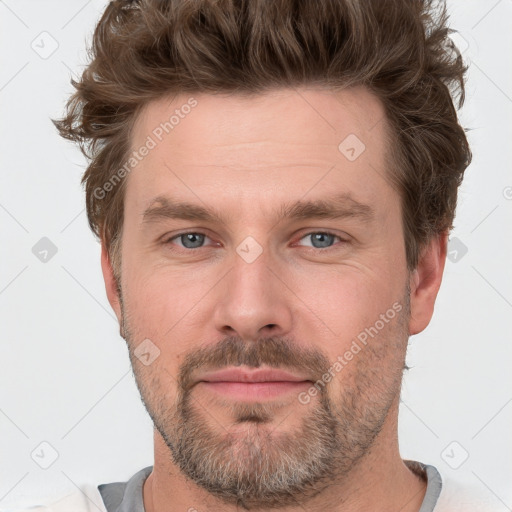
100, 240, 122, 325
408, 231, 448, 336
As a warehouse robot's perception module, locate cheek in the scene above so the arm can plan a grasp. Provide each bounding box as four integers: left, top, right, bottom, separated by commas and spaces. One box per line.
291, 264, 407, 385
292, 263, 402, 333
121, 272, 188, 394
122, 264, 210, 357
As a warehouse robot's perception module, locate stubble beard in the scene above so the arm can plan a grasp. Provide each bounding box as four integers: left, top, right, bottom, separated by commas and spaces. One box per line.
119, 289, 410, 509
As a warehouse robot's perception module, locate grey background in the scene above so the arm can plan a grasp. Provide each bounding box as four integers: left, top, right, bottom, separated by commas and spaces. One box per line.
1, 0, 511, 508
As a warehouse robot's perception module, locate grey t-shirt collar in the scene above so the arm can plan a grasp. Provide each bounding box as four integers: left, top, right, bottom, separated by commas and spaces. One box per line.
98, 461, 442, 512
98, 466, 152, 512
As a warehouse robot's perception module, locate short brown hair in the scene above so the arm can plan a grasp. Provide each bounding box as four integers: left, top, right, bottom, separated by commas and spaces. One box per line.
53, 0, 471, 277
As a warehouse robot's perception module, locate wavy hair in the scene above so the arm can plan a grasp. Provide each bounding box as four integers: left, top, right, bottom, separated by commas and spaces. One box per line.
53, 0, 472, 276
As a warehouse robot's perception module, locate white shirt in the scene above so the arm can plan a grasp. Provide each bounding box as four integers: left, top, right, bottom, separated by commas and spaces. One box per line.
2, 461, 503, 512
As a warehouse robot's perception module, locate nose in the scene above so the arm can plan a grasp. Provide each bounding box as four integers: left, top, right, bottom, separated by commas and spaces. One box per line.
212, 247, 294, 341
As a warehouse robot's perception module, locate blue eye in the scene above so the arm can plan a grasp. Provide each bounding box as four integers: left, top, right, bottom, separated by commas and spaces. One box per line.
297, 232, 342, 249
164, 231, 344, 251
172, 232, 209, 249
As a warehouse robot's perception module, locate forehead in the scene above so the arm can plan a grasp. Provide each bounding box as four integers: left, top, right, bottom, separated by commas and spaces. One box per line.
132, 86, 387, 154
126, 86, 394, 220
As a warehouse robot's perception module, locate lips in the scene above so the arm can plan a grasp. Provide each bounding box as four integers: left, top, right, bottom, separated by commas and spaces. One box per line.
198, 367, 311, 384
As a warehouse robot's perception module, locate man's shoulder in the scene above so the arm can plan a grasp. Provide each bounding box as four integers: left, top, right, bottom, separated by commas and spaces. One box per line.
2, 467, 153, 512
434, 469, 505, 512
405, 459, 505, 512
1, 484, 108, 512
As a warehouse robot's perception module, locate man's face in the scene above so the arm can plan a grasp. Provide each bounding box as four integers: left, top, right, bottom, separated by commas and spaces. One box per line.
108, 87, 414, 507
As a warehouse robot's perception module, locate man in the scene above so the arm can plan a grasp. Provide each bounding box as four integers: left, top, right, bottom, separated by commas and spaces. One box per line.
21, 0, 497, 510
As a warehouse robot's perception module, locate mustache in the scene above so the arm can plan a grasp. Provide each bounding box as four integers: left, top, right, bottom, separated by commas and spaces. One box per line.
177, 335, 330, 393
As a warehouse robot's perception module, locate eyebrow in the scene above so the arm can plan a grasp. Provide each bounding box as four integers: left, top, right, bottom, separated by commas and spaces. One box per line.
141, 193, 375, 226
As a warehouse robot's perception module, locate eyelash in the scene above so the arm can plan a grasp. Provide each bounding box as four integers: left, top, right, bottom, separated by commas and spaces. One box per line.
163, 230, 347, 252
